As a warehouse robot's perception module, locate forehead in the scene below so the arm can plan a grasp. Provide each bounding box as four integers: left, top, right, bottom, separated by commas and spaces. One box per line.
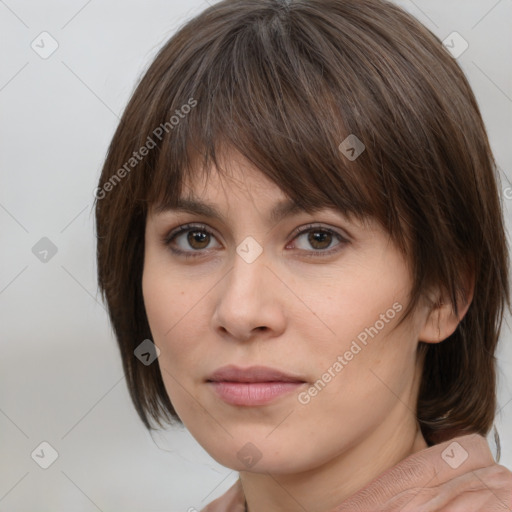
153, 166, 333, 225
153, 148, 329, 219
181, 147, 282, 195
148, 145, 378, 235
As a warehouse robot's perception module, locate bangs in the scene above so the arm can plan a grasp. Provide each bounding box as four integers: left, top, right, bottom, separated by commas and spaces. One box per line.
143, 3, 391, 233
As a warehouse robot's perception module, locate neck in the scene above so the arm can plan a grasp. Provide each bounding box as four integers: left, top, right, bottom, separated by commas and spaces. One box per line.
240, 413, 428, 512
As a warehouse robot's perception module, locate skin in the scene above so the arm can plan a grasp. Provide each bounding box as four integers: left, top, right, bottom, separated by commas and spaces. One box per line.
142, 148, 471, 512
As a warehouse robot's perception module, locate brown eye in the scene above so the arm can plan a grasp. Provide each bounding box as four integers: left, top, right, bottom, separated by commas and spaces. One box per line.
186, 230, 211, 250
289, 224, 348, 257
164, 223, 348, 259
307, 230, 333, 250
164, 223, 221, 258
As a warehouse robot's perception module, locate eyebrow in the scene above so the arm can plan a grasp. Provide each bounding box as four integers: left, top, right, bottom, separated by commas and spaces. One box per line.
154, 197, 319, 225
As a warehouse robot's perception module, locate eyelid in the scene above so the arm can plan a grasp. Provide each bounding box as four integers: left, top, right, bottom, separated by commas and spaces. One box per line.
163, 221, 350, 258
288, 223, 350, 242
163, 223, 220, 244
164, 222, 349, 244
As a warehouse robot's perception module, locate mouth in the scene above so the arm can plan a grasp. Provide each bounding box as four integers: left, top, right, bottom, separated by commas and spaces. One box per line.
206, 365, 307, 406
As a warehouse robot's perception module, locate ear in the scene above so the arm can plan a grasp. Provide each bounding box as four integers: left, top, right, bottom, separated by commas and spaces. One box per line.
418, 270, 475, 344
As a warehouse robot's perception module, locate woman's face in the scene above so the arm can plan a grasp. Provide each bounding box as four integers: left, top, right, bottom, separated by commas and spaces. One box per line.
142, 150, 433, 475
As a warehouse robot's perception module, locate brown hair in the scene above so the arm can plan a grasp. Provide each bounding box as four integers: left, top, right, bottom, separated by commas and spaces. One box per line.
95, 0, 510, 449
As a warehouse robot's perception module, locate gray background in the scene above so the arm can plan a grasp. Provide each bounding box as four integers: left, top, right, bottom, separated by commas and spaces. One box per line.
1, 0, 511, 510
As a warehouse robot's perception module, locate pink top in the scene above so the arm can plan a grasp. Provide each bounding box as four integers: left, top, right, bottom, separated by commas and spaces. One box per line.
200, 433, 512, 511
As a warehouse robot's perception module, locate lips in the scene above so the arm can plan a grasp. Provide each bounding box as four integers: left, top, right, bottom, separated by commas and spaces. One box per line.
206, 364, 306, 384
206, 365, 307, 406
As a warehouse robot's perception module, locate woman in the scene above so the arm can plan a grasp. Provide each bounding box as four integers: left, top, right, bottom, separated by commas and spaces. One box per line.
95, 0, 512, 510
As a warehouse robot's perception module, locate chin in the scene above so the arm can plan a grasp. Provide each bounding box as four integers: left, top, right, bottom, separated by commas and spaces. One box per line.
197, 435, 320, 475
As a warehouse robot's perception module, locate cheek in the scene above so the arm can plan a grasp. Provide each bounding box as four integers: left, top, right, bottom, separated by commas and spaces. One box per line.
142, 271, 180, 339
142, 247, 205, 337
142, 259, 220, 385
293, 315, 419, 454
310, 263, 410, 353
142, 266, 209, 418
142, 263, 194, 361
300, 266, 417, 400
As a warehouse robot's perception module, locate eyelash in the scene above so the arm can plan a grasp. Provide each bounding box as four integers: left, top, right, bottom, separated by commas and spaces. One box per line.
163, 223, 349, 259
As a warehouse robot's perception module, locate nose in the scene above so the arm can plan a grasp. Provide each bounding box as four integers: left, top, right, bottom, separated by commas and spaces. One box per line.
211, 246, 286, 342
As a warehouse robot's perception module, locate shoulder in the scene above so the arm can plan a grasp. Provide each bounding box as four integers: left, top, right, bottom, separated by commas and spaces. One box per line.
336, 433, 512, 511
200, 478, 245, 512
